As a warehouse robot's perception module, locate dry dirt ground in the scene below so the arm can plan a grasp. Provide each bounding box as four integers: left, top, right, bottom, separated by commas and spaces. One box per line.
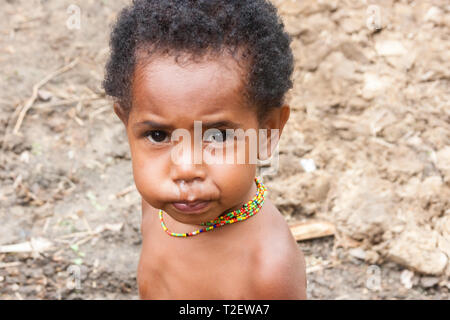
0, 0, 449, 299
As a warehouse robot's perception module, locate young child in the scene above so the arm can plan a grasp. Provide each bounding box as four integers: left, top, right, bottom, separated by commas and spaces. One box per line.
103, 0, 306, 299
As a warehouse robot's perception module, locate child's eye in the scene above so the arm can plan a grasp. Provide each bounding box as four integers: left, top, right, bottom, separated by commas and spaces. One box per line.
146, 130, 170, 144
203, 129, 230, 143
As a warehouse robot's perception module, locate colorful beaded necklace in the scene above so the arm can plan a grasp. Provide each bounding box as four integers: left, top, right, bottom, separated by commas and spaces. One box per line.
159, 177, 267, 237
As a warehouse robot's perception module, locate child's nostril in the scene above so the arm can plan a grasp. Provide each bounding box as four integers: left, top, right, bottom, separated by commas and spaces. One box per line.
179, 180, 187, 192
174, 178, 205, 201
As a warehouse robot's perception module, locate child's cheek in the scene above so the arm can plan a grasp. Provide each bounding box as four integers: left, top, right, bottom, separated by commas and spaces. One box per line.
216, 164, 256, 208
202, 136, 257, 201
131, 147, 169, 206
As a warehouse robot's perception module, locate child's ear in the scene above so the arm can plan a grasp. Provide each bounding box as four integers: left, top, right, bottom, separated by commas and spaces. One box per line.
258, 105, 290, 160
114, 102, 128, 125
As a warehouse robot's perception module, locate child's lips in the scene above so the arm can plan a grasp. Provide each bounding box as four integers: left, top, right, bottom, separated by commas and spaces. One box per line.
171, 200, 211, 214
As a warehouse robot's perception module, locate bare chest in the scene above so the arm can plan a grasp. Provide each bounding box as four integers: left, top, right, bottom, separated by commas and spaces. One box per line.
138, 218, 259, 299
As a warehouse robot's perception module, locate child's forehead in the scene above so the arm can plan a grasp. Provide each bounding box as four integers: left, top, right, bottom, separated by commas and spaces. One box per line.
131, 53, 249, 118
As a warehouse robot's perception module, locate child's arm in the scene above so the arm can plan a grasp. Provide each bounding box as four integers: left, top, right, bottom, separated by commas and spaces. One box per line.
251, 246, 307, 300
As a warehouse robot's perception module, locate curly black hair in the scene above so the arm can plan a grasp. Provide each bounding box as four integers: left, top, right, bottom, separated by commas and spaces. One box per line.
103, 0, 294, 122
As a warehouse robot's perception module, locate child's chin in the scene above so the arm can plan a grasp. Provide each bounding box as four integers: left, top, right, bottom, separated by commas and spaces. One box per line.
166, 206, 218, 224
166, 213, 209, 227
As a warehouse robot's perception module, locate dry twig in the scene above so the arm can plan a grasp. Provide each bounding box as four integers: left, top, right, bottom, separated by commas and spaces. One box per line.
0, 261, 22, 268
289, 220, 336, 242
13, 59, 79, 135
115, 185, 135, 198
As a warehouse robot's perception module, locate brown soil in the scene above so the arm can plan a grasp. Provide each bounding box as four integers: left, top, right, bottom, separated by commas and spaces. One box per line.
0, 0, 448, 299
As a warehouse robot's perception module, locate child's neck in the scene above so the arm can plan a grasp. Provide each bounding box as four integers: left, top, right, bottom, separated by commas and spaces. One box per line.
218, 181, 258, 219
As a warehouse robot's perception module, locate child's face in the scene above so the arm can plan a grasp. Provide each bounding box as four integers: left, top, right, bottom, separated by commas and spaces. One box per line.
117, 53, 282, 225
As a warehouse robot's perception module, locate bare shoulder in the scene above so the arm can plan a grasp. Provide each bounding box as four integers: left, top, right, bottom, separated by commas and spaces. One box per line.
248, 200, 307, 299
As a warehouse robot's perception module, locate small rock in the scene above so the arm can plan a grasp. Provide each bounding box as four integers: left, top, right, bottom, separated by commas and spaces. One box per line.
387, 227, 449, 275
339, 42, 369, 64
420, 276, 440, 288
300, 158, 316, 173
362, 74, 390, 100
349, 248, 366, 260
441, 281, 450, 290
381, 124, 409, 144
10, 283, 20, 291
435, 147, 450, 171
43, 264, 55, 277
340, 17, 362, 34
400, 269, 414, 289
310, 174, 331, 202
333, 175, 397, 242
365, 250, 380, 264
424, 6, 443, 25
24, 268, 43, 278
37, 90, 53, 102
283, 16, 307, 36
19, 151, 30, 163
331, 52, 360, 82
375, 40, 407, 56
19, 285, 37, 295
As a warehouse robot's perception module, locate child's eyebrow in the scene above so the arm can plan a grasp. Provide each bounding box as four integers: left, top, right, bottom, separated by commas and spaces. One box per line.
202, 120, 242, 129
133, 120, 174, 131
133, 120, 242, 131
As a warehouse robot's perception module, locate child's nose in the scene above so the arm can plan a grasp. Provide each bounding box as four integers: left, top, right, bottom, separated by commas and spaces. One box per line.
169, 146, 206, 183
170, 163, 206, 184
